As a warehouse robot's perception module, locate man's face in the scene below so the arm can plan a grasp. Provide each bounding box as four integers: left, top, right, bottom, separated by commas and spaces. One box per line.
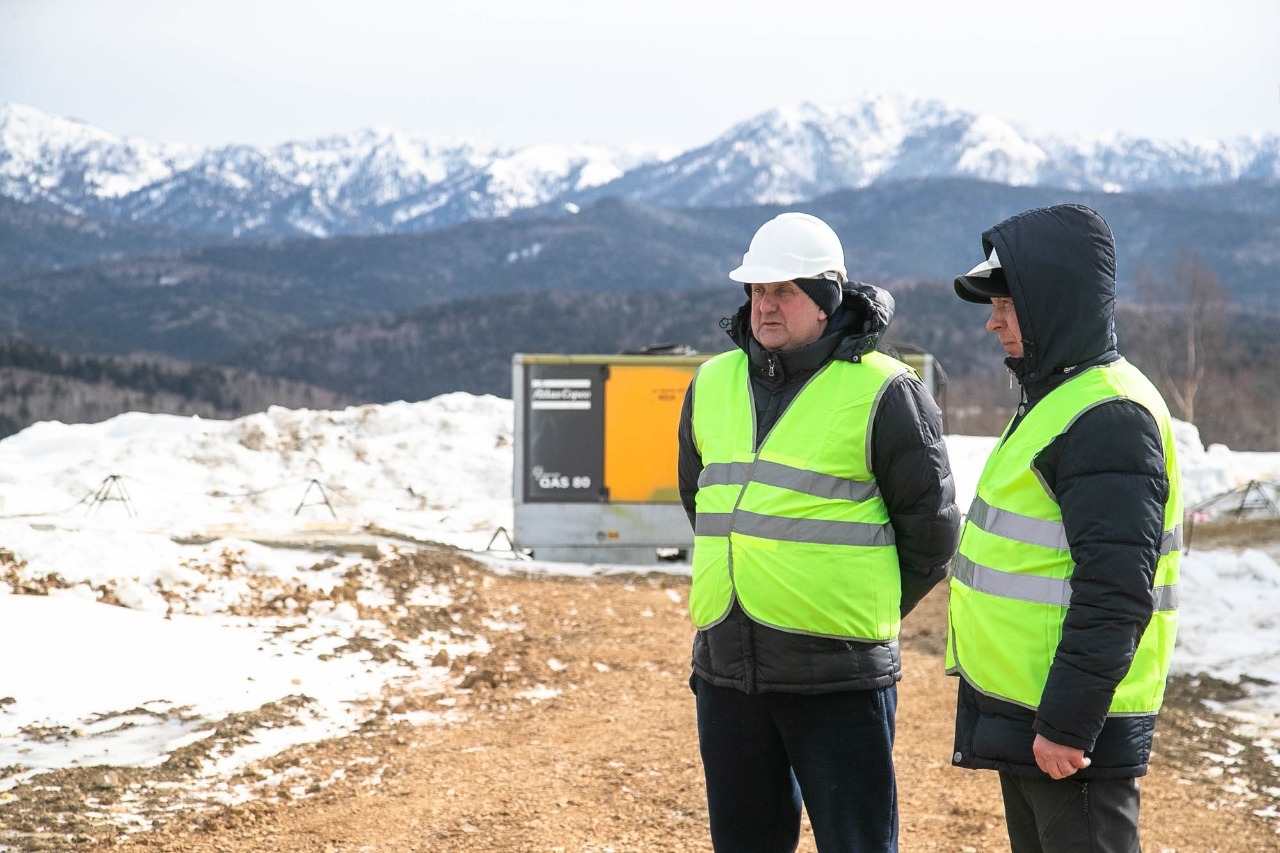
986, 297, 1024, 357
749, 281, 828, 352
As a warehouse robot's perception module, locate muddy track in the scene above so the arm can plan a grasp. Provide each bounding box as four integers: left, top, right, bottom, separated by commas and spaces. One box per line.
8, 556, 1275, 852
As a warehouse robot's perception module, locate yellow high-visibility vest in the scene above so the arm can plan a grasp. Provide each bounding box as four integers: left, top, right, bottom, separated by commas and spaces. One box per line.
689, 349, 910, 640
946, 359, 1182, 715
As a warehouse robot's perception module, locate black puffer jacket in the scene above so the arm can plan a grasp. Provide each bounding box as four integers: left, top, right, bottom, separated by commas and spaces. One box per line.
951, 204, 1172, 779
677, 281, 961, 694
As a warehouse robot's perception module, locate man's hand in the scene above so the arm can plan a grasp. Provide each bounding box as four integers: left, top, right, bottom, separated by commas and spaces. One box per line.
1033, 734, 1091, 780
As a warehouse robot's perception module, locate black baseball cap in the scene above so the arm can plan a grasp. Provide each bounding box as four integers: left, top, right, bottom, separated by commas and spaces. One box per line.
954, 247, 1011, 304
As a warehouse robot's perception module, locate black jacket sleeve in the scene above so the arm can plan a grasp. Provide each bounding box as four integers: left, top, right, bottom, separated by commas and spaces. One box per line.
1032, 399, 1168, 750
677, 381, 700, 530
870, 372, 961, 617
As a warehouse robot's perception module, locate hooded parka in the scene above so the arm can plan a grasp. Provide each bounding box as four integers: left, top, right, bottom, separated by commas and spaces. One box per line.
948, 204, 1178, 779
677, 281, 961, 694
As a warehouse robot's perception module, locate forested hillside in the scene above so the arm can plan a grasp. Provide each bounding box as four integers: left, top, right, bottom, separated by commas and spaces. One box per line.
224, 274, 1280, 451
0, 339, 355, 437
2, 181, 1278, 362
1, 179, 1276, 448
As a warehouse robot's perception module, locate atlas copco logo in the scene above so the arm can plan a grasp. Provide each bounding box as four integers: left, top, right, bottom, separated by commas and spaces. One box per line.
530, 379, 593, 410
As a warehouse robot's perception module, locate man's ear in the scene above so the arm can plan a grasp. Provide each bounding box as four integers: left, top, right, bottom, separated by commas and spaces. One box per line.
818, 310, 828, 321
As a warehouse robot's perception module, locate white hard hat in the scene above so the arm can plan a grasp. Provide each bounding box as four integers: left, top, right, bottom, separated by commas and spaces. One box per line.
729, 212, 848, 284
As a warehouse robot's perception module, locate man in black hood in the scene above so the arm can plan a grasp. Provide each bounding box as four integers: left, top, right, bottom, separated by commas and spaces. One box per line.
677, 212, 960, 852
947, 204, 1184, 853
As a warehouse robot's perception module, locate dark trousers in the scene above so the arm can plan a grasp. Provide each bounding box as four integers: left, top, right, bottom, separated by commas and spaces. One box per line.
692, 675, 898, 853
999, 772, 1141, 853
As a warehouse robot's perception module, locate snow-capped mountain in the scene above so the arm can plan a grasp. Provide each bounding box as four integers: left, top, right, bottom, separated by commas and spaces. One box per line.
568, 96, 1280, 207
0, 103, 673, 238
1, 97, 1277, 239
568, 97, 1053, 207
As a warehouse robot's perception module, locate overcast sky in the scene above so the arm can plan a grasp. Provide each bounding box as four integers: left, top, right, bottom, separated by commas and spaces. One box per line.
2, 0, 1277, 149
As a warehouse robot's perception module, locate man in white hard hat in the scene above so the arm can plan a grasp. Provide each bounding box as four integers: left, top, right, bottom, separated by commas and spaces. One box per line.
947, 204, 1182, 853
677, 211, 961, 852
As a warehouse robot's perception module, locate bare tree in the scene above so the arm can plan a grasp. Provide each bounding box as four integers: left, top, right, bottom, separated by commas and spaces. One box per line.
1134, 253, 1229, 424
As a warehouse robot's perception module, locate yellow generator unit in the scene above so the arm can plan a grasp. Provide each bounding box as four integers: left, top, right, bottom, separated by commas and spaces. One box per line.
512, 349, 943, 563
512, 351, 707, 563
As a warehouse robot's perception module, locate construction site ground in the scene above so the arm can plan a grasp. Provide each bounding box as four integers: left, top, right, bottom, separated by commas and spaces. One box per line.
4, 532, 1278, 853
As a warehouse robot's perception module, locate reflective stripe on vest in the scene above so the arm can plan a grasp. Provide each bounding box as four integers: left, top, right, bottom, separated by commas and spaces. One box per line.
966, 496, 1184, 556
950, 554, 1180, 612
689, 349, 909, 640
945, 358, 1182, 716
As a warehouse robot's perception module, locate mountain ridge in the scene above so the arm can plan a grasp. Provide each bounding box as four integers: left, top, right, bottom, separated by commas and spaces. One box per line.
3, 179, 1277, 369
4, 96, 1276, 240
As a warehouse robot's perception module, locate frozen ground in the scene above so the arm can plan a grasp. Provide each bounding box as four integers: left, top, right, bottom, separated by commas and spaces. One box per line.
0, 395, 1276, 835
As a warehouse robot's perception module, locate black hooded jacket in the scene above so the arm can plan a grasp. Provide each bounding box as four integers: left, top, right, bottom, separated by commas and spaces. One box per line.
677, 281, 961, 694
951, 204, 1172, 779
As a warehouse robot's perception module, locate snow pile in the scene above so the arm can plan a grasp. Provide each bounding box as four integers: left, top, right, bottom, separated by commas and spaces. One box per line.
0, 394, 516, 820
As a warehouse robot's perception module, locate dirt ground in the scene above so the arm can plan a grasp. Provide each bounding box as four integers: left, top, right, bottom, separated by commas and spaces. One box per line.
5, 549, 1279, 852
